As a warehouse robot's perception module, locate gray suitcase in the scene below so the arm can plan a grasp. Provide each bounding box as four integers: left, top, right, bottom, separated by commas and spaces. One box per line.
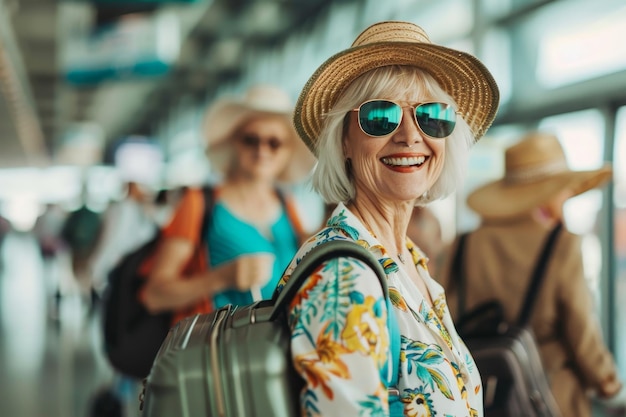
140, 240, 390, 417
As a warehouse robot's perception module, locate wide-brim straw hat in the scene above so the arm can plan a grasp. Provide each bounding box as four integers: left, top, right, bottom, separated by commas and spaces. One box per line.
467, 131, 613, 219
293, 21, 500, 153
203, 85, 315, 183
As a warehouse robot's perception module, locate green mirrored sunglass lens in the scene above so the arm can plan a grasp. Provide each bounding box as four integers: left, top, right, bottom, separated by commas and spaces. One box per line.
360, 101, 402, 136
415, 103, 456, 138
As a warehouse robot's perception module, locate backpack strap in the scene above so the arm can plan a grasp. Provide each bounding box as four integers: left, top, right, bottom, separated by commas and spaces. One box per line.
517, 222, 563, 327
271, 239, 401, 389
451, 224, 562, 327
199, 186, 216, 240
276, 189, 306, 245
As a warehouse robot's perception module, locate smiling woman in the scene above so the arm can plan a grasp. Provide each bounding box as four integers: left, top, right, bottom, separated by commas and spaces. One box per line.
274, 20, 499, 417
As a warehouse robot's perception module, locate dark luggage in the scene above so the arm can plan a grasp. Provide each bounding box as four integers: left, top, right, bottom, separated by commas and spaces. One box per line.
102, 187, 214, 379
140, 239, 399, 417
466, 324, 558, 415
89, 388, 124, 417
103, 231, 171, 379
452, 224, 563, 417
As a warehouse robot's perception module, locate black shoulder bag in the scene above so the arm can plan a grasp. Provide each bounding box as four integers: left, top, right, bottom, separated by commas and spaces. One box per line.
103, 186, 215, 379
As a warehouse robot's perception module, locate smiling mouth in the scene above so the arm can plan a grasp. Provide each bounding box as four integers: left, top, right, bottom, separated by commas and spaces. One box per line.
381, 155, 427, 167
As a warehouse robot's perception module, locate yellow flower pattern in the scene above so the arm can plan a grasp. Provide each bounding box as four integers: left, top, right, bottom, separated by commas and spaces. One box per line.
342, 295, 388, 368
294, 325, 351, 400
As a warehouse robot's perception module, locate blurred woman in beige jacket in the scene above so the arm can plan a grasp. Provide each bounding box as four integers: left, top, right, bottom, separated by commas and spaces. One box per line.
440, 131, 623, 417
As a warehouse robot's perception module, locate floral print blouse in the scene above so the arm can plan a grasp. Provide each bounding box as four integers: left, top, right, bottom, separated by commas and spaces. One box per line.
276, 203, 483, 417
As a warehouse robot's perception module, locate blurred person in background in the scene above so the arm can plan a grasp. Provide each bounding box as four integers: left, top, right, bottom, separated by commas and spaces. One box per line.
276, 20, 499, 416
87, 174, 164, 415
33, 202, 68, 317
440, 131, 623, 417
0, 209, 11, 273
140, 84, 315, 323
150, 188, 177, 227
0, 209, 11, 248
34, 203, 67, 260
60, 183, 104, 313
87, 181, 164, 417
89, 180, 159, 300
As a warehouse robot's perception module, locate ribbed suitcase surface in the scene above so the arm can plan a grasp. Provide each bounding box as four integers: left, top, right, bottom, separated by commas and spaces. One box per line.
141, 301, 301, 417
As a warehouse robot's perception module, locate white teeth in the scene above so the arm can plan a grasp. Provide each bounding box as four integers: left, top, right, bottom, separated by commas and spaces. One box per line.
381, 156, 426, 166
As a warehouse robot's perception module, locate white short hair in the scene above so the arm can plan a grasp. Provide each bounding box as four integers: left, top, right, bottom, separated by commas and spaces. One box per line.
311, 65, 475, 206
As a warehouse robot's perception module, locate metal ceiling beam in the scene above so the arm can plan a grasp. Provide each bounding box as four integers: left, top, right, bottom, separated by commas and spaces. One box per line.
495, 70, 626, 126
73, 1, 214, 144
0, 0, 49, 166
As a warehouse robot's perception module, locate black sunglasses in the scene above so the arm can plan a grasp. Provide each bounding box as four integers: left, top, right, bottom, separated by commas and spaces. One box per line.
239, 134, 285, 152
351, 100, 458, 139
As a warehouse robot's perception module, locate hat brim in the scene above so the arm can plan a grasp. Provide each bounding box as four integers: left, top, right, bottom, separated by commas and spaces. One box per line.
294, 42, 500, 153
204, 103, 315, 183
204, 101, 291, 148
467, 166, 613, 219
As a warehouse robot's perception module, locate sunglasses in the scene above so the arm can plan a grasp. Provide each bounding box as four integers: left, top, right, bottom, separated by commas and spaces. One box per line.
351, 100, 458, 139
239, 134, 285, 152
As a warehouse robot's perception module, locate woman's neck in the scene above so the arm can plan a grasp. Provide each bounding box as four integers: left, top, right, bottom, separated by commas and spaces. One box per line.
347, 199, 411, 256
219, 176, 280, 227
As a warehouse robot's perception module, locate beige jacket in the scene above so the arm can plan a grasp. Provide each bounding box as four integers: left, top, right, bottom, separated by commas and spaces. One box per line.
438, 216, 618, 417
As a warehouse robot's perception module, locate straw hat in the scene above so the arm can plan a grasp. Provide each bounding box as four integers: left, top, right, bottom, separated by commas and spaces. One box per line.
203, 85, 315, 183
294, 21, 500, 153
467, 131, 613, 219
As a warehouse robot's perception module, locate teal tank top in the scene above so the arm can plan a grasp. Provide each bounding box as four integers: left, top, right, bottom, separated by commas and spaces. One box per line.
207, 202, 299, 308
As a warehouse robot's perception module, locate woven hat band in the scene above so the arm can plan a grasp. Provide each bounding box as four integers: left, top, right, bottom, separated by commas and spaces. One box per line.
504, 160, 569, 184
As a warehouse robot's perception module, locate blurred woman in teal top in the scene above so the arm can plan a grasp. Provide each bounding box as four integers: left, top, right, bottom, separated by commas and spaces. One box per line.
142, 85, 316, 316
209, 199, 300, 307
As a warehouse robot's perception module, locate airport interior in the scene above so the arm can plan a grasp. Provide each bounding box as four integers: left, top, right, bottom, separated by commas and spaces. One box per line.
0, 0, 626, 416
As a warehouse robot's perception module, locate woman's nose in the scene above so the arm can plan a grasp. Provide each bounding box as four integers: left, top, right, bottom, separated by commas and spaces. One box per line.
393, 107, 422, 146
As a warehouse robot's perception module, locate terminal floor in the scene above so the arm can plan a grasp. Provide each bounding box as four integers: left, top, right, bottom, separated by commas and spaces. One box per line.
0, 232, 140, 417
